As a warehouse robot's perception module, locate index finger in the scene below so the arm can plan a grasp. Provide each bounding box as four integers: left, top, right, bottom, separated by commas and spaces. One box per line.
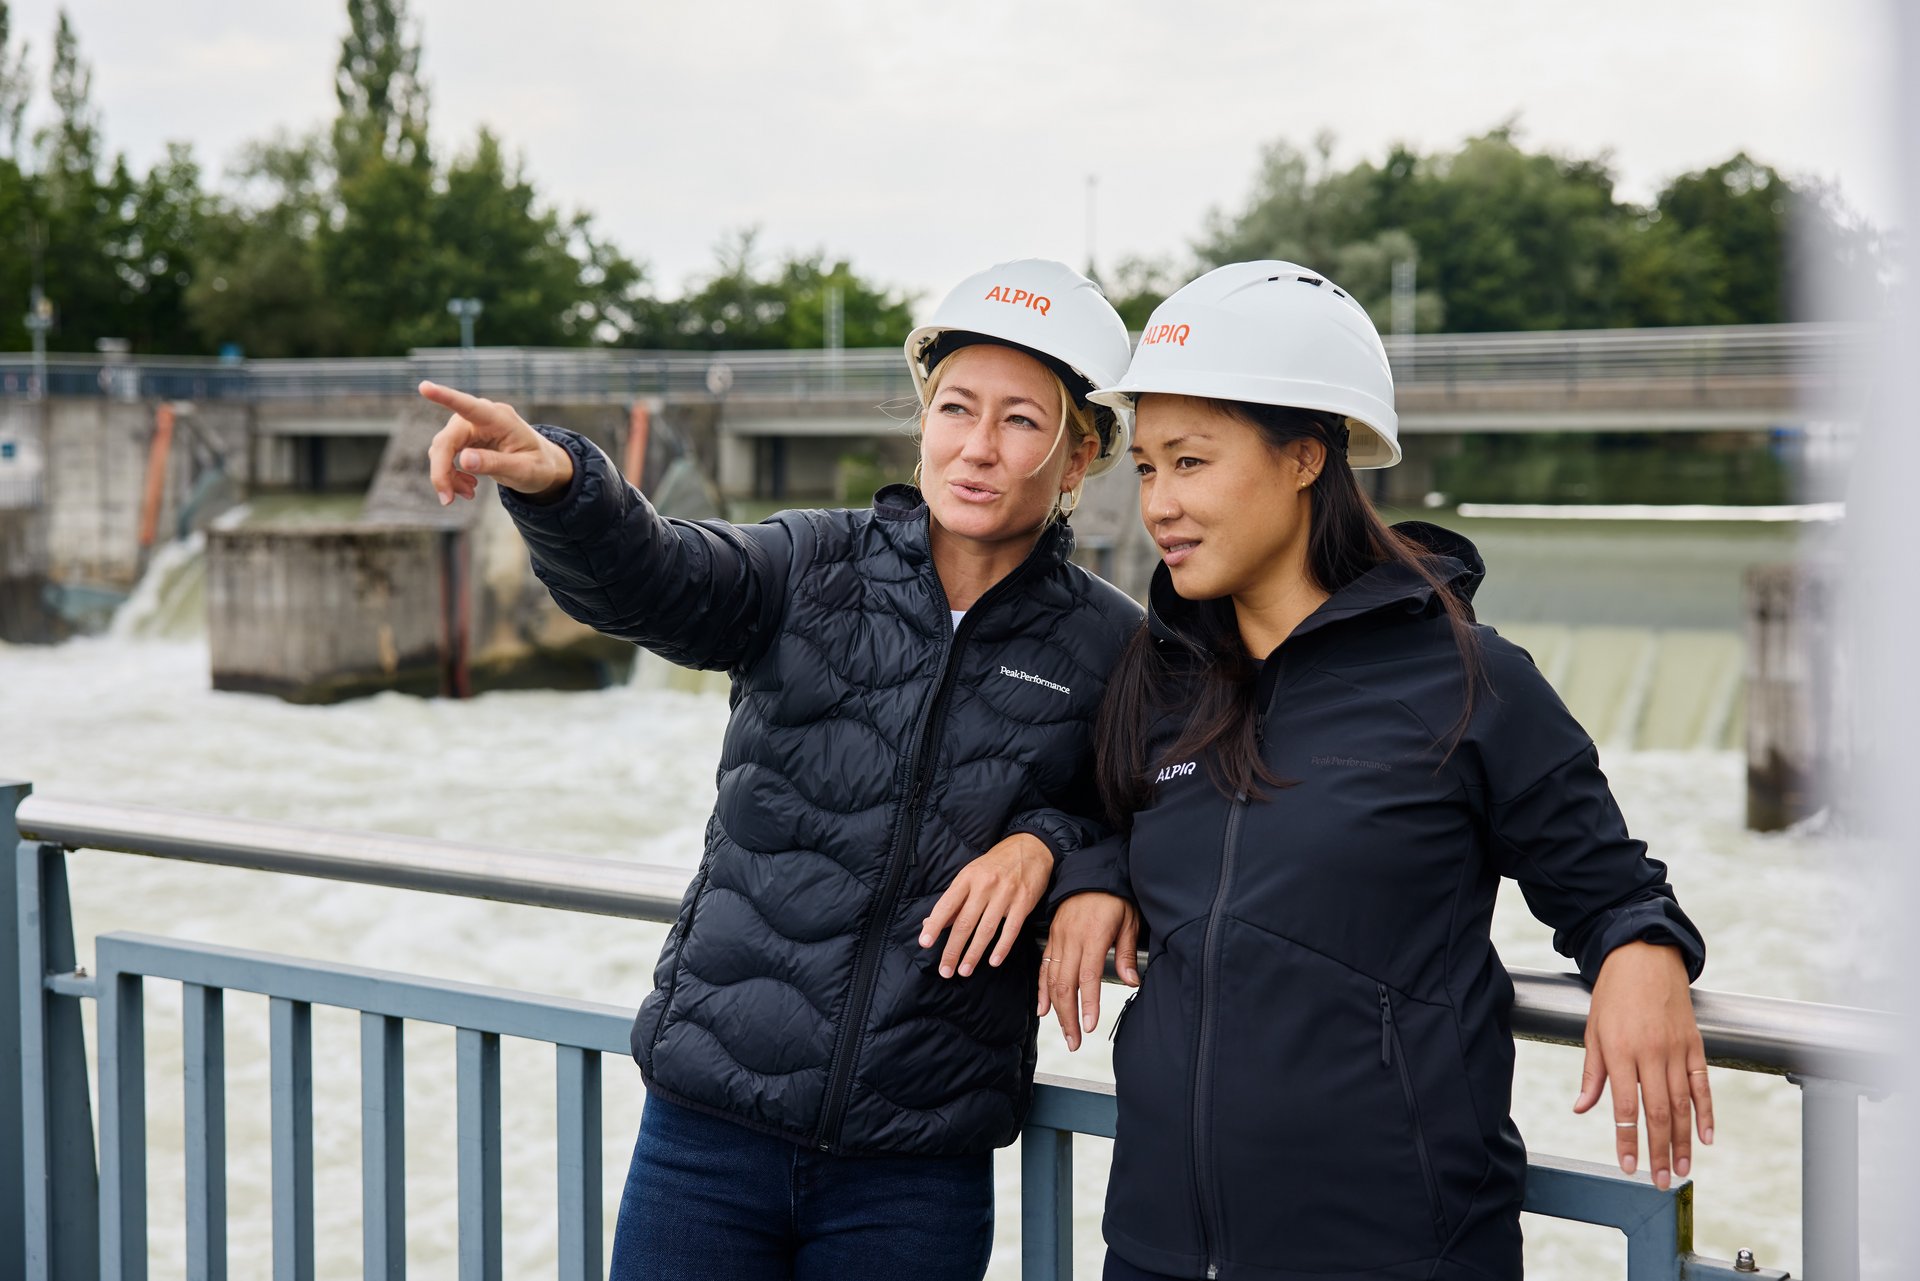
418, 380, 491, 419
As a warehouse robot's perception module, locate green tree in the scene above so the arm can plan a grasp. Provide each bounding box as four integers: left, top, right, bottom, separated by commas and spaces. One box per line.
626, 229, 915, 350
30, 8, 138, 351
0, 2, 33, 349
332, 0, 428, 178
1652, 154, 1786, 324
420, 128, 613, 348
1198, 135, 1444, 332
188, 134, 348, 356
1100, 254, 1181, 331
0, 0, 30, 161
117, 143, 209, 351
1194, 127, 1874, 334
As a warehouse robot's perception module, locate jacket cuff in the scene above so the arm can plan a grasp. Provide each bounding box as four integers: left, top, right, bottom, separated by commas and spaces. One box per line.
1005, 815, 1073, 863
1045, 840, 1132, 910
496, 426, 607, 530
1577, 901, 1707, 985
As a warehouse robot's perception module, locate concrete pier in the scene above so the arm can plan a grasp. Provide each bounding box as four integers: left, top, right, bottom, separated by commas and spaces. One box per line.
1744, 562, 1840, 830
205, 400, 718, 703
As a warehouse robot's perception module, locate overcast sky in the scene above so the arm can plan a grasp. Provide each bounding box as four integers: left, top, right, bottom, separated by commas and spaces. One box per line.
7, 1, 1898, 313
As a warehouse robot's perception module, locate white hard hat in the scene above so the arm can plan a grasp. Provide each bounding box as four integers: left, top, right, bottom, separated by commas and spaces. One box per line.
905, 258, 1135, 477
1089, 261, 1401, 468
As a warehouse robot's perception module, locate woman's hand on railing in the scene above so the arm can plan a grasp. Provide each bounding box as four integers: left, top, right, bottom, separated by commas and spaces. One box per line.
1575, 940, 1715, 1191
1038, 891, 1141, 1051
918, 833, 1054, 981
421, 380, 574, 504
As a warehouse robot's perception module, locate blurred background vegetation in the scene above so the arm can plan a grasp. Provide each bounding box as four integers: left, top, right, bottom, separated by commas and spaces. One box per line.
0, 0, 1893, 358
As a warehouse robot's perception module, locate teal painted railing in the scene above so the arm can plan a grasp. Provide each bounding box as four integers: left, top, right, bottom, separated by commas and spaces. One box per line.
6, 784, 1896, 1281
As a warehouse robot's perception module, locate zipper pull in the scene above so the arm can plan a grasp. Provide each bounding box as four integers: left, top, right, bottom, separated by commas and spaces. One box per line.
1254, 711, 1266, 744
1108, 990, 1140, 1042
1379, 985, 1393, 1067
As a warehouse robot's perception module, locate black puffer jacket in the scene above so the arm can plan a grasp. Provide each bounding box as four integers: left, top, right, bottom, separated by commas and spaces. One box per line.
1052, 525, 1704, 1281
502, 426, 1142, 1155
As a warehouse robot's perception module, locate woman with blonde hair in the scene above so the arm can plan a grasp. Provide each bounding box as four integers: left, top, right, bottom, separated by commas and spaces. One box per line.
423, 259, 1141, 1280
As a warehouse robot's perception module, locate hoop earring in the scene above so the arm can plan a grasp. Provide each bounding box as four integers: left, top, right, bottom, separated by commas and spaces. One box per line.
1056, 489, 1080, 519
911, 460, 924, 490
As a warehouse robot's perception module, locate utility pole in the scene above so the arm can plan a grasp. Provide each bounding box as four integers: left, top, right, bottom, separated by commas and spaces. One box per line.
23, 288, 51, 402
1085, 174, 1099, 280
823, 284, 844, 392
447, 297, 483, 388
1390, 258, 1417, 378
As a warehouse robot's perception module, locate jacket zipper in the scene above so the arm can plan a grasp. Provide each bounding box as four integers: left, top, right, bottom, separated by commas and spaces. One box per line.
1192, 790, 1246, 1280
646, 853, 714, 1069
811, 549, 1041, 1151
1378, 983, 1446, 1240
1108, 990, 1139, 1043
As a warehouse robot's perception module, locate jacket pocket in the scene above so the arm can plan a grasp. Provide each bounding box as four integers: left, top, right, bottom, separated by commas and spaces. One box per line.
645, 852, 715, 1069
1379, 982, 1446, 1244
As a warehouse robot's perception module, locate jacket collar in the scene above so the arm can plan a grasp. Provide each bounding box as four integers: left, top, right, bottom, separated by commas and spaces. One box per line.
872, 482, 1077, 578
1145, 519, 1484, 654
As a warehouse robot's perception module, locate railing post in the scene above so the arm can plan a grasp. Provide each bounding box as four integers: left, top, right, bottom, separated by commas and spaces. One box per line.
1794, 1073, 1863, 1281
457, 1028, 503, 1281
97, 964, 148, 1281
2, 780, 29, 1280
1019, 1123, 1072, 1281
15, 829, 102, 1281
1622, 1180, 1687, 1281
362, 1013, 406, 1281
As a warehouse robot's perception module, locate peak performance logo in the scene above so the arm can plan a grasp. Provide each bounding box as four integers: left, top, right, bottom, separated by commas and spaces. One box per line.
998, 666, 1070, 696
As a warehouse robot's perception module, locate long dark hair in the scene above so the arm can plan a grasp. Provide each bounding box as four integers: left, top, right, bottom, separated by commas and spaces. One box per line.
1095, 401, 1483, 825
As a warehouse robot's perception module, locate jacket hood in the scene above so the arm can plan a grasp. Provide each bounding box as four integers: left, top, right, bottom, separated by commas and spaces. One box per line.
1146, 519, 1484, 650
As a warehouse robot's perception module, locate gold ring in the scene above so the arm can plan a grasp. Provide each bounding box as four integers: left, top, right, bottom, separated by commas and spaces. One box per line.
1689, 1069, 1709, 1076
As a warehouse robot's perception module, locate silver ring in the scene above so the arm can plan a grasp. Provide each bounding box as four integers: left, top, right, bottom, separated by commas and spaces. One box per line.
1615, 1122, 1639, 1129
1042, 956, 1056, 963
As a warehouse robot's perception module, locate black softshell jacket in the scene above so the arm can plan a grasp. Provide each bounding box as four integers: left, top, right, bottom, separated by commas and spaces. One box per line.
501, 426, 1142, 1155
1051, 526, 1705, 1281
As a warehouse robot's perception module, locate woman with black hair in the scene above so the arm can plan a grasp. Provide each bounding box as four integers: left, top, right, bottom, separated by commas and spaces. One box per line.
1043, 262, 1712, 1281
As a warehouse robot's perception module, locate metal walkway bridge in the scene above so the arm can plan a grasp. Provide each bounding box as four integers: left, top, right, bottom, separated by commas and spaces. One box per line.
0, 322, 1859, 437
2, 781, 1897, 1281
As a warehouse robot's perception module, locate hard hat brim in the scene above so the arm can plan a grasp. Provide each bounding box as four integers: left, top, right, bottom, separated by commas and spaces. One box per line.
1090, 371, 1401, 469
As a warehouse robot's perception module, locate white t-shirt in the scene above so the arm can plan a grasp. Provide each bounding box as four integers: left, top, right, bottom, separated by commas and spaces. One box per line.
950, 610, 966, 631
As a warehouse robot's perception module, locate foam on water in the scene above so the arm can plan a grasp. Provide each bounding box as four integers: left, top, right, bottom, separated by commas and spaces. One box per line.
0, 634, 1881, 1279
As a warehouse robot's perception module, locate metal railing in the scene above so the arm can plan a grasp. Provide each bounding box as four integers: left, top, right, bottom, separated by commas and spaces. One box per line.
5, 785, 1896, 1280
0, 323, 1863, 408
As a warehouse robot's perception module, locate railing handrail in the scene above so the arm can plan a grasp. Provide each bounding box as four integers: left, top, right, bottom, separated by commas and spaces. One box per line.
17, 792, 1900, 1090
0, 321, 1871, 406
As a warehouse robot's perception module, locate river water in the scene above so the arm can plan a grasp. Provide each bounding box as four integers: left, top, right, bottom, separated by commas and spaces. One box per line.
0, 514, 1898, 1279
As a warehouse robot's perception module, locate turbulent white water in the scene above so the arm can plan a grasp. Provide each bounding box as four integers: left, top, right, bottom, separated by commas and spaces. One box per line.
0, 632, 1888, 1280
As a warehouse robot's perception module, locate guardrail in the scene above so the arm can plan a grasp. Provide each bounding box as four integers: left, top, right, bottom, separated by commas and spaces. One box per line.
0, 323, 1862, 408
5, 786, 1894, 1280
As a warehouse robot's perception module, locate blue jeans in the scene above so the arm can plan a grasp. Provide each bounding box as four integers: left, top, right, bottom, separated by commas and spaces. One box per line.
609, 1091, 995, 1281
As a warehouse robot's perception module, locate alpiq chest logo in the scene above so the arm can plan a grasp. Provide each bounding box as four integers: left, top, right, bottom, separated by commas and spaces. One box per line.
1153, 761, 1197, 784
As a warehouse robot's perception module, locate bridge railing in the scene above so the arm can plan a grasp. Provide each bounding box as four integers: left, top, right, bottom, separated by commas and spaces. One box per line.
3, 785, 1897, 1281
0, 323, 1863, 408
